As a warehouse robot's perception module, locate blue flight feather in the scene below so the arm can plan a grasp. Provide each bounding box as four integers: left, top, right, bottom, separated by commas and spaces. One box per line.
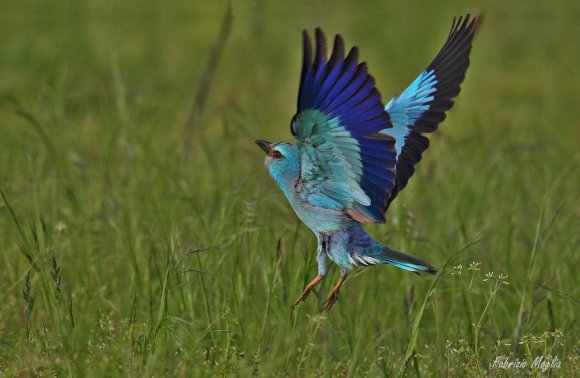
292, 29, 397, 223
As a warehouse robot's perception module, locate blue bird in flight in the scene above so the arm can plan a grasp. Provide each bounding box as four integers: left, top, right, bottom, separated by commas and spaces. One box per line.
256, 15, 480, 310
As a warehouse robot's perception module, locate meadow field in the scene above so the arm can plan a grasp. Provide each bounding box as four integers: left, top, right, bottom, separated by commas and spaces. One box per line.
0, 0, 578, 376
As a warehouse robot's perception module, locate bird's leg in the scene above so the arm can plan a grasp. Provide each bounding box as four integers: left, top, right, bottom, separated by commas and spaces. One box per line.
323, 268, 348, 311
292, 275, 324, 308
292, 236, 328, 309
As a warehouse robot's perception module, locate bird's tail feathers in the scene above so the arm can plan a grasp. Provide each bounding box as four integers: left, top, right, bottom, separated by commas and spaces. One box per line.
373, 246, 437, 275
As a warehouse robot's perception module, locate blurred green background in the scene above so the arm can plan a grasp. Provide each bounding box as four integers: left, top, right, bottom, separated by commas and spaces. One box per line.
1, 0, 578, 376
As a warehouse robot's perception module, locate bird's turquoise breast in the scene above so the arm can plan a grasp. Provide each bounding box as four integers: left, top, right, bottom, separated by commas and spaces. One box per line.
284, 185, 348, 233
265, 143, 350, 233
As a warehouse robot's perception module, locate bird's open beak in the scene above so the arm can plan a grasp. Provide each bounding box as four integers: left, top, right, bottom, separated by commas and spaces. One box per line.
255, 140, 272, 155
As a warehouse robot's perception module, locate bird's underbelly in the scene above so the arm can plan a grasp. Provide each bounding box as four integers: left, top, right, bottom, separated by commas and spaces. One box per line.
285, 192, 347, 233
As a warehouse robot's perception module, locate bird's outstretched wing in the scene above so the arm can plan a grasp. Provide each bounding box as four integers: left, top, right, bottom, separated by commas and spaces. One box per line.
382, 14, 480, 206
291, 29, 396, 223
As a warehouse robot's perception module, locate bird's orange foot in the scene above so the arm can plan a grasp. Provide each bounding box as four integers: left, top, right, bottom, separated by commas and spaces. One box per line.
292, 288, 320, 309
292, 275, 324, 310
323, 272, 347, 311
322, 290, 340, 311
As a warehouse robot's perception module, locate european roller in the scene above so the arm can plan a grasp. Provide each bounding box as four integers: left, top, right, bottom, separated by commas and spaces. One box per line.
256, 15, 480, 310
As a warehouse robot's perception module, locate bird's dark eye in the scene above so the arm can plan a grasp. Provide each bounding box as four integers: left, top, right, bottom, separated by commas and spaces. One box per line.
272, 150, 283, 159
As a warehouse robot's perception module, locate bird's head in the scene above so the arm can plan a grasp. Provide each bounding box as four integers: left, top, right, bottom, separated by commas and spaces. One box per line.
255, 140, 300, 187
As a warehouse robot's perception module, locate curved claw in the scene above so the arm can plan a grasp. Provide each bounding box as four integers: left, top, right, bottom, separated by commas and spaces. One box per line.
292, 289, 312, 309
322, 272, 347, 311
323, 291, 340, 311
292, 275, 324, 310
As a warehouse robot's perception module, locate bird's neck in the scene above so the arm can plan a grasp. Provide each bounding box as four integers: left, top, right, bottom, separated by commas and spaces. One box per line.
267, 154, 301, 197
271, 168, 299, 197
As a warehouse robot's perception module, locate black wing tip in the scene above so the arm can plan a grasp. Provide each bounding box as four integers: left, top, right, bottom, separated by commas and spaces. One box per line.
316, 28, 326, 40
305, 28, 360, 69
413, 264, 438, 275
332, 34, 345, 58
304, 28, 347, 62
450, 13, 484, 36
314, 28, 327, 64
302, 29, 311, 48
421, 13, 482, 113
428, 13, 483, 73
298, 30, 313, 111
302, 31, 313, 65
346, 45, 359, 63
425, 265, 438, 275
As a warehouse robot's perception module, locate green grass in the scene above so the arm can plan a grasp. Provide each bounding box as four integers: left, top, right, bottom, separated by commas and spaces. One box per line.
1, 0, 578, 376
